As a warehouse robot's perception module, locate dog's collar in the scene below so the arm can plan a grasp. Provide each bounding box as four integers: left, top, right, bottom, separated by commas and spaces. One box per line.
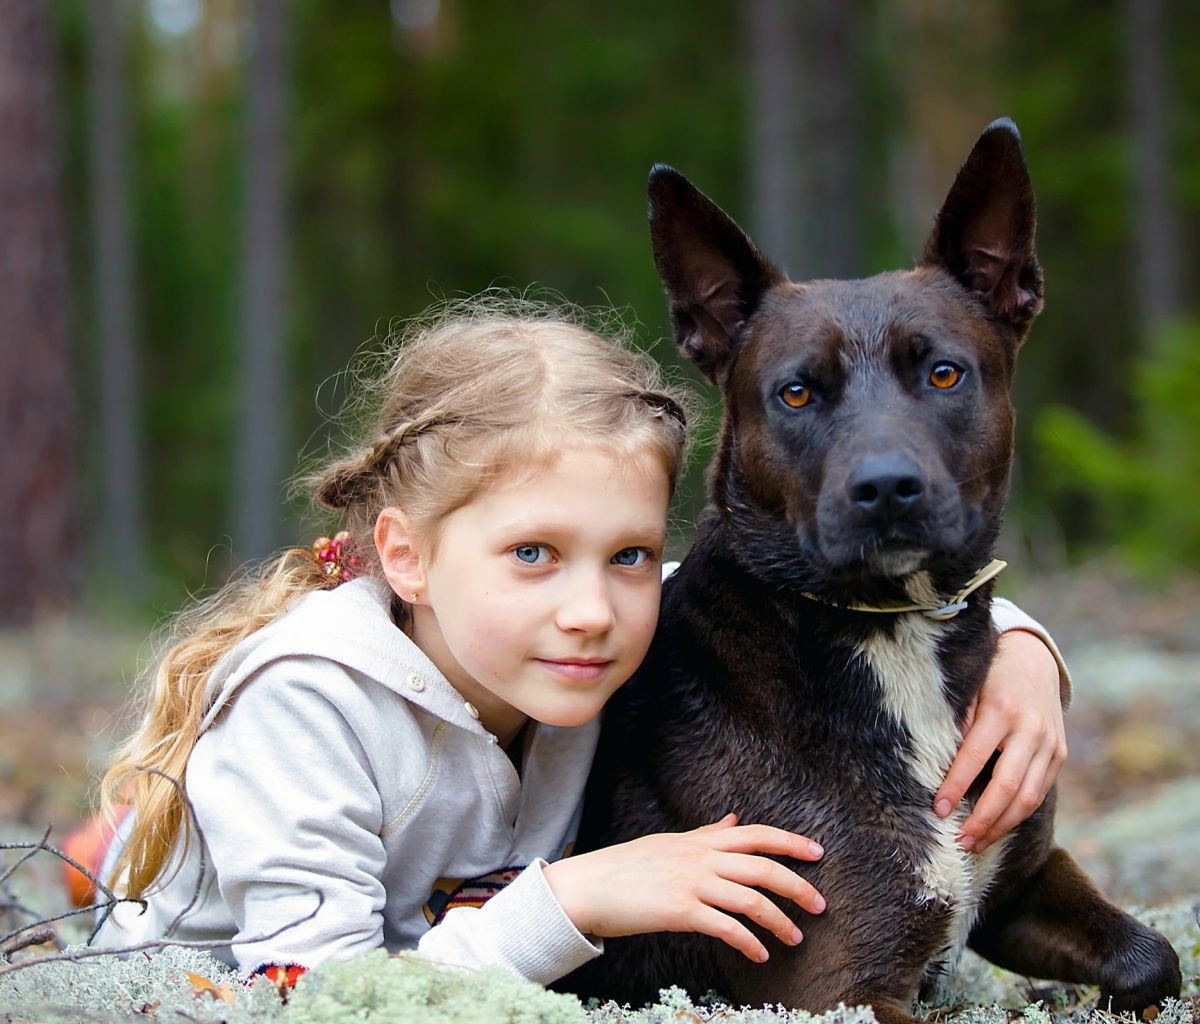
801, 558, 1008, 621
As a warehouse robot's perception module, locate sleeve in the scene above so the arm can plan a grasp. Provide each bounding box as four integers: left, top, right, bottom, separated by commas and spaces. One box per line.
190, 659, 602, 984
416, 859, 602, 985
990, 597, 1073, 711
187, 660, 390, 973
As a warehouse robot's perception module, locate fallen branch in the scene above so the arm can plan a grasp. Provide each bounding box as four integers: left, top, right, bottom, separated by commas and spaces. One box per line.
0, 825, 54, 887
0, 831, 134, 955
0, 927, 55, 956
0, 834, 122, 911
0, 889, 324, 978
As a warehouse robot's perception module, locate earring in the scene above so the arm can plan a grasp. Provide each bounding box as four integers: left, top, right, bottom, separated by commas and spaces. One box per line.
409, 592, 419, 602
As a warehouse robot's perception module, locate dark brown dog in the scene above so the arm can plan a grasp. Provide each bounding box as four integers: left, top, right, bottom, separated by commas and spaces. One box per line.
560, 120, 1181, 1022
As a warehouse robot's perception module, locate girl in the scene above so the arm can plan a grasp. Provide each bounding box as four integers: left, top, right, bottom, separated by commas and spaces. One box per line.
93, 300, 1067, 986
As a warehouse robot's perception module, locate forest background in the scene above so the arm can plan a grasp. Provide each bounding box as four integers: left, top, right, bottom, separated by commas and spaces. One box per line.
3, 0, 1200, 616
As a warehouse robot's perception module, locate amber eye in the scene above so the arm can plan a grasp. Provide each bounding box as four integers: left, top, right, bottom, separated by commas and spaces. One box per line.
929, 363, 962, 389
780, 382, 812, 408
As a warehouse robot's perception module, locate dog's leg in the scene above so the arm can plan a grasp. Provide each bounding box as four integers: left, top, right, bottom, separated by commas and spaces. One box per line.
969, 846, 1181, 1013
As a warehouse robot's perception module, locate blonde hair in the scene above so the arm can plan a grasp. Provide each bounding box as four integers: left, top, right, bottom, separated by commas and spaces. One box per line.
101, 297, 690, 899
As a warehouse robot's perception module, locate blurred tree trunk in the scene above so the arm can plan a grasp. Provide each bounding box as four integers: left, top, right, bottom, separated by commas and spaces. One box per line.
888, 0, 1004, 253
744, 0, 862, 280
233, 0, 290, 561
1124, 0, 1181, 347
806, 0, 861, 279
745, 0, 806, 276
88, 0, 147, 597
0, 0, 78, 624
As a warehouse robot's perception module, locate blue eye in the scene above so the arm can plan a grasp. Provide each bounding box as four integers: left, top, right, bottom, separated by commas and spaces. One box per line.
611, 547, 648, 567
514, 544, 547, 564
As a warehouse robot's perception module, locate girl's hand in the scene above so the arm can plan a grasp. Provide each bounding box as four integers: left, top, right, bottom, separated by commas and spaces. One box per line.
935, 629, 1068, 853
543, 813, 825, 963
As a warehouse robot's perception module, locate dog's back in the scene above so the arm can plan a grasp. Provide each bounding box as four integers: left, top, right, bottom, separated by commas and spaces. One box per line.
561, 121, 1180, 1021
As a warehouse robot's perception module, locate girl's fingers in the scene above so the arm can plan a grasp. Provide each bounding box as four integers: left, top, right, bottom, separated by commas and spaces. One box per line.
686, 904, 771, 962
705, 822, 824, 862
976, 748, 1057, 848
700, 878, 804, 949
695, 812, 739, 832
714, 851, 826, 915
936, 710, 1007, 817
958, 736, 1040, 849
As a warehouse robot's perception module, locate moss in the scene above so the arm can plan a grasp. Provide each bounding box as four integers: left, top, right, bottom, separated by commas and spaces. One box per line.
0, 899, 1195, 1024
0, 944, 278, 1023
285, 949, 588, 1024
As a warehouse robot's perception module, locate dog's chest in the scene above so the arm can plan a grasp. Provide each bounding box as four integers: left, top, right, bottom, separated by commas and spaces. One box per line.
855, 612, 1008, 958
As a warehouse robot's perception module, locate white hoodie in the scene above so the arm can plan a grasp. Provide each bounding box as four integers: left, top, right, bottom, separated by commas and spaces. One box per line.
95, 577, 603, 984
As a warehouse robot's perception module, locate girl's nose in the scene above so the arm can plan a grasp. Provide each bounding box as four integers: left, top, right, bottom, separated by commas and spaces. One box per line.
556, 570, 617, 634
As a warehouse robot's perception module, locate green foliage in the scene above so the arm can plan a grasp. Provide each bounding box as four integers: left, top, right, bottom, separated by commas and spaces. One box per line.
1036, 321, 1200, 575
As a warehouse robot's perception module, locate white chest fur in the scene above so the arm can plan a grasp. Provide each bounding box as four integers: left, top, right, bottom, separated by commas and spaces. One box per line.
856, 611, 1009, 960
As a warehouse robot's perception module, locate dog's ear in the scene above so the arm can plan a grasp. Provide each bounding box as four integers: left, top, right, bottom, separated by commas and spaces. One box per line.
921, 118, 1043, 334
649, 165, 784, 384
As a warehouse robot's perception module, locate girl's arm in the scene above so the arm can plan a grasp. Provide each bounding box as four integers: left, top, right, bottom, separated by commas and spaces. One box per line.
414, 859, 604, 983
186, 670, 392, 973
936, 600, 1071, 852
188, 665, 609, 984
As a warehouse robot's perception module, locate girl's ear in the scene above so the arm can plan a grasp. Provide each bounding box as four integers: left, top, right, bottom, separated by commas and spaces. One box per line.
375, 507, 427, 598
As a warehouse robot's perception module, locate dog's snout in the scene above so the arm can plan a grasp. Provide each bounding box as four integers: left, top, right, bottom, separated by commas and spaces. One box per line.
847, 455, 926, 519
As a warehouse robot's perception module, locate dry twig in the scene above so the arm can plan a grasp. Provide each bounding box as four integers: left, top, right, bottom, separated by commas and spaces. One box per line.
0, 890, 324, 978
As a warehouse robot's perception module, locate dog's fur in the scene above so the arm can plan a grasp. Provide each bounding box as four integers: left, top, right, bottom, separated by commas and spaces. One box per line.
559, 121, 1181, 1023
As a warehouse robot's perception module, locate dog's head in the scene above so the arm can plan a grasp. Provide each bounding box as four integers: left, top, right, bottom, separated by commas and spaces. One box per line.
650, 119, 1042, 595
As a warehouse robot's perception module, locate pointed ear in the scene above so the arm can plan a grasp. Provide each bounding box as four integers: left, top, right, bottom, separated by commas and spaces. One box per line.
374, 507, 426, 600
649, 165, 785, 384
920, 118, 1043, 335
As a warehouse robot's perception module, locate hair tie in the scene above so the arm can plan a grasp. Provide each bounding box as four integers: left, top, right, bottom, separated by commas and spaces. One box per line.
311, 531, 372, 583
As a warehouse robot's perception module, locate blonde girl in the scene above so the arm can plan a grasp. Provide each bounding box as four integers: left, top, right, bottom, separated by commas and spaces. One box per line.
94, 299, 1067, 987
95, 302, 827, 983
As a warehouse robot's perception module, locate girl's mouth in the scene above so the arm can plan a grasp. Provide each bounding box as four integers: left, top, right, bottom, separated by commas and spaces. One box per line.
536, 658, 613, 682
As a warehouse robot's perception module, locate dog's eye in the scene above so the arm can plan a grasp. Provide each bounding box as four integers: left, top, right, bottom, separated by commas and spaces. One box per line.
929, 363, 962, 389
779, 383, 812, 408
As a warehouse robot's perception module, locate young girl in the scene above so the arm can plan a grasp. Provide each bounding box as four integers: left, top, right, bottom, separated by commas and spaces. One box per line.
92, 301, 1068, 986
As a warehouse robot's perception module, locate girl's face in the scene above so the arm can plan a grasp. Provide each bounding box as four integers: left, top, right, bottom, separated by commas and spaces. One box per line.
386, 447, 670, 745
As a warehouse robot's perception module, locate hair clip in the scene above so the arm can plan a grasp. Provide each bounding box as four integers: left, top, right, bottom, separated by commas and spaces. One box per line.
311, 531, 372, 583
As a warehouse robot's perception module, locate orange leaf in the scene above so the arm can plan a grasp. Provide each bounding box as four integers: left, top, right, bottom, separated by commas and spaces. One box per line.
184, 971, 236, 1003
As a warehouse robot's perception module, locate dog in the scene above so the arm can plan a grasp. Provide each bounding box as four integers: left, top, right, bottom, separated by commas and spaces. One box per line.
559, 120, 1182, 1022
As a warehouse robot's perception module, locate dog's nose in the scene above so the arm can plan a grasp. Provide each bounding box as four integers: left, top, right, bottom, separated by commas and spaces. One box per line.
847, 454, 926, 519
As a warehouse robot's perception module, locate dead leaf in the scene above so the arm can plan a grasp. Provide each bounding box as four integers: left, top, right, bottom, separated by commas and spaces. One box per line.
1142, 1007, 1159, 1021
184, 970, 236, 1004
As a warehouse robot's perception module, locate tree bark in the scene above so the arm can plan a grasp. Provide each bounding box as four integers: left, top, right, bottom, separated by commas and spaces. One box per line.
744, 0, 861, 280
745, 0, 807, 277
89, 0, 148, 596
806, 0, 860, 280
1124, 0, 1181, 347
0, 0, 78, 624
233, 0, 291, 561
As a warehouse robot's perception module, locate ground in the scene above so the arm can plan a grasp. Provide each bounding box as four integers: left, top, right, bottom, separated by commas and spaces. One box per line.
1, 561, 1197, 1021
